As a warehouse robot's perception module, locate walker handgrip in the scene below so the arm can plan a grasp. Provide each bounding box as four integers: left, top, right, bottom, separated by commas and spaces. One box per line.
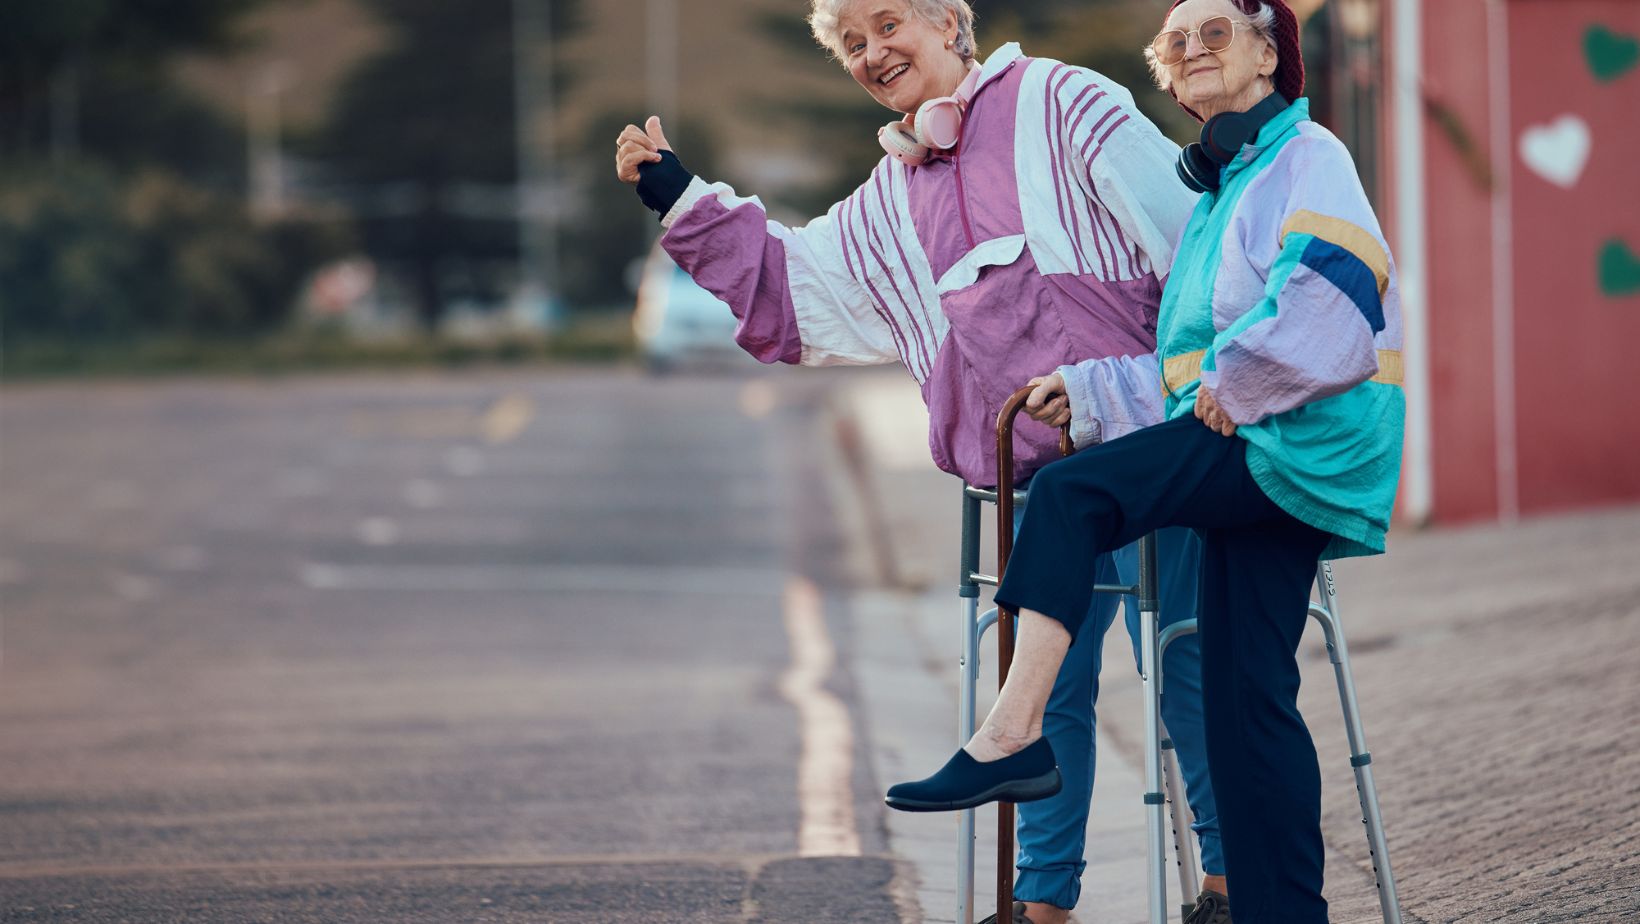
990, 385, 1073, 924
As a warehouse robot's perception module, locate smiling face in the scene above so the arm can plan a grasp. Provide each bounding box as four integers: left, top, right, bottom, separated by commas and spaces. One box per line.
1161, 0, 1278, 119
838, 1, 968, 116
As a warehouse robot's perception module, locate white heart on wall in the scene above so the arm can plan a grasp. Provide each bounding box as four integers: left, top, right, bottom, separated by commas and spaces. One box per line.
1519, 114, 1591, 189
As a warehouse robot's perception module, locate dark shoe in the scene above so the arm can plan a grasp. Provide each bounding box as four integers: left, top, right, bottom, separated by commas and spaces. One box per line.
1183, 888, 1231, 924
884, 737, 1061, 812
977, 900, 1034, 924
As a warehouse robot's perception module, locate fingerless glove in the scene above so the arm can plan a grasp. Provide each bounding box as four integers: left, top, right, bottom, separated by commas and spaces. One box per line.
635, 150, 692, 219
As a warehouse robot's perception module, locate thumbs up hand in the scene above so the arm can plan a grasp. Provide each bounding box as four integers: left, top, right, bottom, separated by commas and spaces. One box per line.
643, 116, 672, 153
616, 116, 676, 184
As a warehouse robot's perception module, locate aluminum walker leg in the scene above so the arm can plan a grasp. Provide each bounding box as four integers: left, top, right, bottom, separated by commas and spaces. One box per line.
1151, 569, 1403, 922
1156, 620, 1204, 921
957, 595, 979, 924
1137, 533, 1170, 924
956, 489, 983, 924
1310, 562, 1404, 924
1161, 730, 1201, 920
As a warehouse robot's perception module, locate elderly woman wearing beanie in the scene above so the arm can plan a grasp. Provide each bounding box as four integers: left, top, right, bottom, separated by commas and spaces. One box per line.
615, 2, 1238, 922
886, 0, 1405, 921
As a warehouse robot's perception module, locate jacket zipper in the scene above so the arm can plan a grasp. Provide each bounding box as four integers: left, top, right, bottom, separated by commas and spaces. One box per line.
952, 150, 977, 249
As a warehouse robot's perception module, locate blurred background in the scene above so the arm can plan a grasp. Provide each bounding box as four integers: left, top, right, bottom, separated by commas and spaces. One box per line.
0, 1, 1169, 359
8, 0, 1635, 526
2, 1, 1637, 922
0, 0, 1379, 373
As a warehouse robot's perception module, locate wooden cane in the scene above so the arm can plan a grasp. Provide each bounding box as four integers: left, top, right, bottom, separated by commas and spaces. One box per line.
993, 386, 1074, 923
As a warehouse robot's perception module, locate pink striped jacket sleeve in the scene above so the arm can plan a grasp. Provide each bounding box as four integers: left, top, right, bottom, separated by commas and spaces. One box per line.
661, 167, 927, 371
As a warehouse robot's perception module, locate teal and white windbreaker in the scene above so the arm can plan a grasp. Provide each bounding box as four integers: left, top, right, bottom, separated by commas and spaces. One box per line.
1060, 98, 1405, 558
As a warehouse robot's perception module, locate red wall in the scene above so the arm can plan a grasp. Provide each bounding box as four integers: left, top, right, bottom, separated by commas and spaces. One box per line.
1401, 0, 1640, 523
1506, 0, 1640, 514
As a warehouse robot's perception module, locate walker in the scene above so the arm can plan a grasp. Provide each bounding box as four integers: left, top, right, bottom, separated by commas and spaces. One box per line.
952, 385, 1404, 924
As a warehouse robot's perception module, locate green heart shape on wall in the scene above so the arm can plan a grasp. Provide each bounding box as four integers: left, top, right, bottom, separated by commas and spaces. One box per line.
1585, 25, 1639, 82
1599, 240, 1640, 297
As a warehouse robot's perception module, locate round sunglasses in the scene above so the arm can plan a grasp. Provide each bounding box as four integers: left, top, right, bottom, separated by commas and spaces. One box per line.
1150, 16, 1254, 66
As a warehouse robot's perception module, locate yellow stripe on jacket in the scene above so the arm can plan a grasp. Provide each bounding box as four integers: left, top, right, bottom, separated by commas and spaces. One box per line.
1162, 349, 1404, 397
1279, 210, 1391, 299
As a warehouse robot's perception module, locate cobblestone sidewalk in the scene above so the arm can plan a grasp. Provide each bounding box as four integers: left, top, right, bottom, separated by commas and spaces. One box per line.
833, 371, 1640, 924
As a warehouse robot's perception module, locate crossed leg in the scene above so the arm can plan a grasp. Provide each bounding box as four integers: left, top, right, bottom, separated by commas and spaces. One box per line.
887, 415, 1333, 923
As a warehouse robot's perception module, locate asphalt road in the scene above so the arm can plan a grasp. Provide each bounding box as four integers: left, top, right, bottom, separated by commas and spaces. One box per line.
10, 366, 1637, 924
0, 369, 901, 923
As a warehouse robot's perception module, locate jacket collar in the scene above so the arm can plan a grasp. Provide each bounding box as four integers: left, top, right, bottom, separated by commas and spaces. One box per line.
1222, 97, 1309, 184
973, 42, 1025, 96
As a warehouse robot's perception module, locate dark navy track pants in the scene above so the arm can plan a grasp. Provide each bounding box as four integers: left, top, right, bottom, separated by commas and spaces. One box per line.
995, 414, 1331, 924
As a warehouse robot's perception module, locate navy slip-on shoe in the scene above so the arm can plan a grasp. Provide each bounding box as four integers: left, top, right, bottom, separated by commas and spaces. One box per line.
884, 737, 1061, 812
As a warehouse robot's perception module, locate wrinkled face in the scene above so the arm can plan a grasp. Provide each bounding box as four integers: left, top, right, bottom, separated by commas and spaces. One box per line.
839, 1, 965, 115
1161, 0, 1277, 111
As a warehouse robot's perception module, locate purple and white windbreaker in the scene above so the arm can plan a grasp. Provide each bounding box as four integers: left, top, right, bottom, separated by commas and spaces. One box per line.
659, 43, 1197, 487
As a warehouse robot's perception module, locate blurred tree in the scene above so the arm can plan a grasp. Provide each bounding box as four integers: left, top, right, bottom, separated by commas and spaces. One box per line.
310, 0, 581, 329
0, 0, 266, 170
0, 0, 352, 356
0, 161, 350, 344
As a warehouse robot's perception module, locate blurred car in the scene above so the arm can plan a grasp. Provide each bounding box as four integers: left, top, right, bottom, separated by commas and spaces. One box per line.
631, 243, 755, 371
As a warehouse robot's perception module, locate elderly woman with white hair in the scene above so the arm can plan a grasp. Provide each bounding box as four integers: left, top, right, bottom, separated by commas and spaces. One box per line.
888, 1, 1406, 921
615, 2, 1234, 922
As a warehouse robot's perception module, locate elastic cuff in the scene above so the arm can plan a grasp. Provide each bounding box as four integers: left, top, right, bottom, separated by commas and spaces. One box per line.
1198, 833, 1226, 877
660, 176, 715, 229
1056, 363, 1103, 449
1197, 368, 1262, 427
1014, 867, 1081, 911
635, 149, 692, 218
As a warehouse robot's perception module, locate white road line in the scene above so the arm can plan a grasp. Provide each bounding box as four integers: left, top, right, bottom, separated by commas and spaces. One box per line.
355, 517, 401, 546
443, 446, 487, 477
402, 479, 444, 509
275, 469, 328, 499
297, 562, 785, 597
110, 573, 155, 602
738, 381, 777, 419
482, 394, 534, 445
154, 546, 207, 572
777, 576, 862, 858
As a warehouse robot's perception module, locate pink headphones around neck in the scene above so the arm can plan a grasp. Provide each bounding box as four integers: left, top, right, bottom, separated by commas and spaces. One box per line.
878, 63, 982, 167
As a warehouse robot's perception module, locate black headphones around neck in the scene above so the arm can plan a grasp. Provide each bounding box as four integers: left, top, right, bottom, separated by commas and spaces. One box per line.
1176, 92, 1290, 193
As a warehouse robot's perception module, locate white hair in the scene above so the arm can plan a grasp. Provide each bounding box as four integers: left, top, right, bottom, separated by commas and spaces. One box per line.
808, 0, 978, 66
1143, 3, 1277, 93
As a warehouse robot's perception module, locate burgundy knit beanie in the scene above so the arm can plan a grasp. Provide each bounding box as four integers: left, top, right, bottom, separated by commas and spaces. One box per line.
1164, 0, 1305, 122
